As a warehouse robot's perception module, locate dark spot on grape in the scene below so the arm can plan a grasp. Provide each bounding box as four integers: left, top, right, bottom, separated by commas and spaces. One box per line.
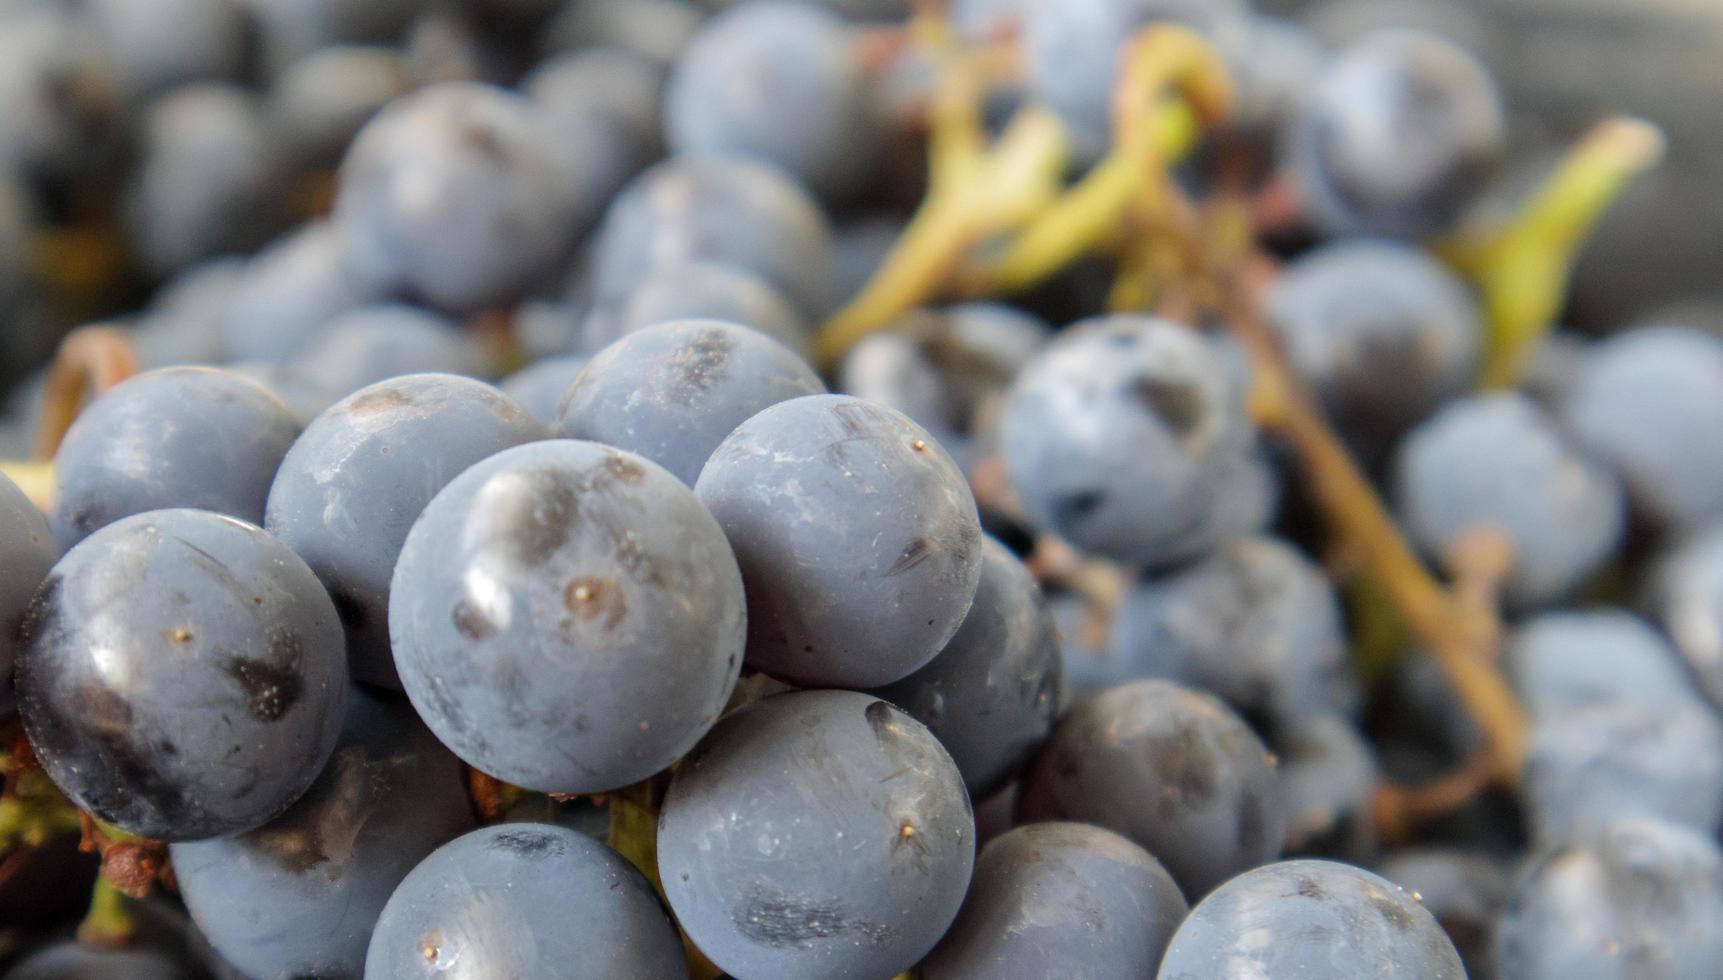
613, 534, 669, 589
488, 828, 567, 857
604, 452, 645, 484
1133, 377, 1205, 441
1371, 890, 1417, 932
223, 656, 304, 722
452, 600, 498, 640
886, 537, 932, 576
1053, 490, 1105, 527
664, 328, 737, 405
167, 627, 193, 645
1297, 876, 1326, 900
730, 881, 894, 948
486, 468, 579, 566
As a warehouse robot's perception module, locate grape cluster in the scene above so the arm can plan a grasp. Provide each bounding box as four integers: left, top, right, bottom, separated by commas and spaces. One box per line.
0, 1, 1718, 979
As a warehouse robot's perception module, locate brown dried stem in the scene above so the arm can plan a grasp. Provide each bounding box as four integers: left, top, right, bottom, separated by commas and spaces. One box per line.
34, 325, 140, 460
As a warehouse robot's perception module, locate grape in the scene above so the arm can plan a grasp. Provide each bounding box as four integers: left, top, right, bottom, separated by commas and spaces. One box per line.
694, 394, 983, 687
590, 156, 838, 318
667, 2, 881, 201
128, 256, 246, 369
1496, 819, 1723, 980
365, 823, 686, 979
1049, 590, 1125, 707
50, 367, 302, 551
658, 690, 974, 980
390, 440, 744, 793
499, 355, 590, 425
1654, 521, 1723, 711
17, 509, 348, 840
1022, 0, 1247, 161
1376, 848, 1509, 980
580, 259, 812, 356
556, 319, 825, 486
920, 821, 1185, 978
999, 315, 1261, 568
1266, 239, 1483, 456
1396, 391, 1623, 608
1221, 15, 1329, 135
268, 45, 412, 172
76, 0, 247, 103
1562, 325, 1723, 533
249, 0, 421, 76
1284, 30, 1504, 239
223, 219, 379, 365
839, 332, 963, 438
832, 216, 903, 305
867, 537, 1059, 798
1506, 610, 1697, 718
4, 942, 193, 980
525, 47, 665, 207
1275, 714, 1377, 860
1523, 696, 1723, 846
292, 304, 486, 399
540, 0, 704, 69
334, 82, 594, 314
265, 374, 549, 688
1520, 330, 1592, 411
1156, 859, 1466, 979
0, 472, 53, 685
1111, 535, 1357, 727
401, 9, 524, 87
226, 362, 344, 427
1017, 680, 1284, 897
171, 690, 474, 980
0, 7, 116, 180
122, 84, 287, 278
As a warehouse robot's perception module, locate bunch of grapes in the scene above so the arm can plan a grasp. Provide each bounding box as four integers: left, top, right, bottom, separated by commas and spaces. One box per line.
0, 0, 1719, 978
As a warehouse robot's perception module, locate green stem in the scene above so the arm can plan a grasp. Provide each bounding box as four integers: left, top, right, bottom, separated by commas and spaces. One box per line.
76, 875, 137, 949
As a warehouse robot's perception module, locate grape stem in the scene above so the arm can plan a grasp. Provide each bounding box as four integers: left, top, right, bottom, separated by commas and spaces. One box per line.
75, 874, 138, 950
1156, 187, 1529, 786
34, 324, 140, 459
1446, 116, 1665, 389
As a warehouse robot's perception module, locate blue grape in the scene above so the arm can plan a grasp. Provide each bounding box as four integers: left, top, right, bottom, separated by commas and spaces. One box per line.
867, 537, 1060, 799
1506, 610, 1697, 718
499, 355, 590, 425
1496, 819, 1723, 980
921, 822, 1188, 980
553, 319, 825, 486
659, 690, 974, 980
580, 259, 812, 356
1049, 589, 1126, 707
1520, 330, 1591, 411
226, 362, 344, 427
1284, 30, 1504, 239
249, 0, 420, 76
1267, 239, 1483, 454
3, 943, 192, 980
526, 47, 665, 209
1275, 714, 1377, 860
1157, 859, 1465, 978
1523, 696, 1723, 846
223, 220, 380, 365
0, 8, 118, 181
832, 216, 902, 305
0, 471, 53, 684
667, 2, 881, 201
266, 374, 548, 688
1112, 535, 1356, 727
695, 394, 983, 687
365, 823, 686, 979
390, 440, 744, 793
171, 690, 475, 979
1562, 325, 1723, 533
78, 0, 247, 102
18, 509, 347, 840
1376, 848, 1509, 980
1023, 0, 1246, 161
1222, 15, 1329, 135
1017, 680, 1285, 897
129, 256, 246, 368
122, 84, 287, 278
1396, 391, 1623, 608
591, 156, 838, 318
513, 297, 585, 361
838, 332, 963, 438
50, 367, 302, 550
999, 314, 1261, 568
335, 82, 594, 314
1654, 521, 1723, 711
268, 45, 412, 171
292, 304, 485, 399
540, 0, 703, 69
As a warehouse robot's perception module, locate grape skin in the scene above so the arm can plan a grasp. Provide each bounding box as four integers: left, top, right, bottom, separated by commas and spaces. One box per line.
18, 508, 348, 840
